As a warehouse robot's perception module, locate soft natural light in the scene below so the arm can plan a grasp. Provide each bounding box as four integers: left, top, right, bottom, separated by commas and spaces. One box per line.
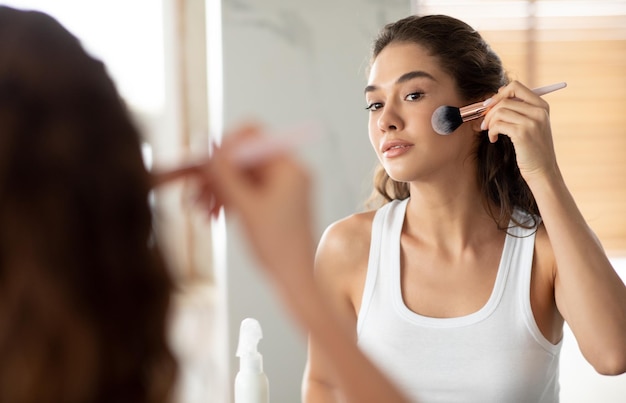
1, 0, 166, 114
414, 0, 626, 17
413, 0, 626, 33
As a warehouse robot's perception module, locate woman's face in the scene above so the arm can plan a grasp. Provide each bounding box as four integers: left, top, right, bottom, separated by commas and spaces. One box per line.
366, 42, 477, 184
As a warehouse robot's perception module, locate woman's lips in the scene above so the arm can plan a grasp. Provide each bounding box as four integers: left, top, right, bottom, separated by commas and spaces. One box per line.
382, 141, 413, 158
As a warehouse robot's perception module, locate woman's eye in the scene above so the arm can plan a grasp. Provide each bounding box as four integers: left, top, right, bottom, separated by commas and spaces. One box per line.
365, 102, 383, 111
405, 92, 425, 101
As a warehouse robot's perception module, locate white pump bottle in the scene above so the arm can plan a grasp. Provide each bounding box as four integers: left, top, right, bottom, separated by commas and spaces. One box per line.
235, 318, 269, 403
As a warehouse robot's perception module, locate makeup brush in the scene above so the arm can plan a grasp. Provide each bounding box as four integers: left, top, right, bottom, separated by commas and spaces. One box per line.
431, 82, 567, 135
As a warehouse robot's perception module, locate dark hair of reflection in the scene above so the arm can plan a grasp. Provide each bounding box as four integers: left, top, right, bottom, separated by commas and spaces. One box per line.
0, 6, 176, 402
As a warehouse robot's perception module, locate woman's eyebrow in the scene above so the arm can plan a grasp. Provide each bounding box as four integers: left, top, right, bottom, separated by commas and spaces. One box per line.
364, 70, 436, 94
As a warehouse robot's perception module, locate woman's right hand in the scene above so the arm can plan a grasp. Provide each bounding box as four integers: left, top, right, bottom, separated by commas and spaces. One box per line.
209, 123, 317, 285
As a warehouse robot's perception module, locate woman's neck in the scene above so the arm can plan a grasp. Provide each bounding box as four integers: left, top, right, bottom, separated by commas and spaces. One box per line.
404, 179, 503, 253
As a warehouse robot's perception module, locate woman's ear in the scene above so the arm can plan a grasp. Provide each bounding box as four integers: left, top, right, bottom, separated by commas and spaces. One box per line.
472, 118, 485, 133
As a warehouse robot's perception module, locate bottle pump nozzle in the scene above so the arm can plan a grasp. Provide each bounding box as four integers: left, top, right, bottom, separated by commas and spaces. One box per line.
236, 317, 264, 373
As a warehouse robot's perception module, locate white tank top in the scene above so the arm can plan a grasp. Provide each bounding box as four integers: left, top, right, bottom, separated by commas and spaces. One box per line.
357, 198, 562, 403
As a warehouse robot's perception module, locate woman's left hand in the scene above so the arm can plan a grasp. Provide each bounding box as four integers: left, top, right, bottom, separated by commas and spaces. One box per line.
480, 80, 559, 183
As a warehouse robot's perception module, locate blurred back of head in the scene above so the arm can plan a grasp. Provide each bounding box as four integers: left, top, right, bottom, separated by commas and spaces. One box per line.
0, 6, 176, 402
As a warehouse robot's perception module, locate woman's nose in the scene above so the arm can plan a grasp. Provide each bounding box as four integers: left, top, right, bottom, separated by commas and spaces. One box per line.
377, 105, 403, 132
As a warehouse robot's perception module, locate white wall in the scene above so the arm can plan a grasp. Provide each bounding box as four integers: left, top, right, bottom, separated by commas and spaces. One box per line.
219, 0, 410, 401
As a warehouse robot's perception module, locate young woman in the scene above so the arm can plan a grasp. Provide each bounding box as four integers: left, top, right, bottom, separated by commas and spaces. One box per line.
303, 14, 626, 403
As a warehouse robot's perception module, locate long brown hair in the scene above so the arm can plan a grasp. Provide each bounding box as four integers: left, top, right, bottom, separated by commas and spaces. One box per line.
367, 15, 539, 228
0, 6, 176, 402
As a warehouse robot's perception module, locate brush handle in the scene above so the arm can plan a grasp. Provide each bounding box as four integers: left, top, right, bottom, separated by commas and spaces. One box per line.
531, 82, 567, 96
460, 81, 567, 122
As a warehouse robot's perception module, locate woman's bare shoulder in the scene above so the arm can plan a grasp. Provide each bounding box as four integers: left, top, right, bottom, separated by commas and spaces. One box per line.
318, 210, 377, 256
315, 210, 377, 278
314, 209, 378, 313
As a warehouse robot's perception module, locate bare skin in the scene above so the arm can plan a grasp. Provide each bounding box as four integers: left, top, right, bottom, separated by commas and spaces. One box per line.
303, 42, 626, 402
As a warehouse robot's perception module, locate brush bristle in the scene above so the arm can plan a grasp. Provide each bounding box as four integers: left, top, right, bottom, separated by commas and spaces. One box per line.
431, 105, 463, 135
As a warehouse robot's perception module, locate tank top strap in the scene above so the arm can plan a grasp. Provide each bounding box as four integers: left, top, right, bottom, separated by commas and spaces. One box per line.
508, 210, 561, 353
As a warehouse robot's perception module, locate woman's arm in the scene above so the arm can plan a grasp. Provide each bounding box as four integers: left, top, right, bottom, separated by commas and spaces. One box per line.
526, 170, 626, 374
208, 124, 412, 402
482, 81, 626, 374
303, 217, 373, 403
